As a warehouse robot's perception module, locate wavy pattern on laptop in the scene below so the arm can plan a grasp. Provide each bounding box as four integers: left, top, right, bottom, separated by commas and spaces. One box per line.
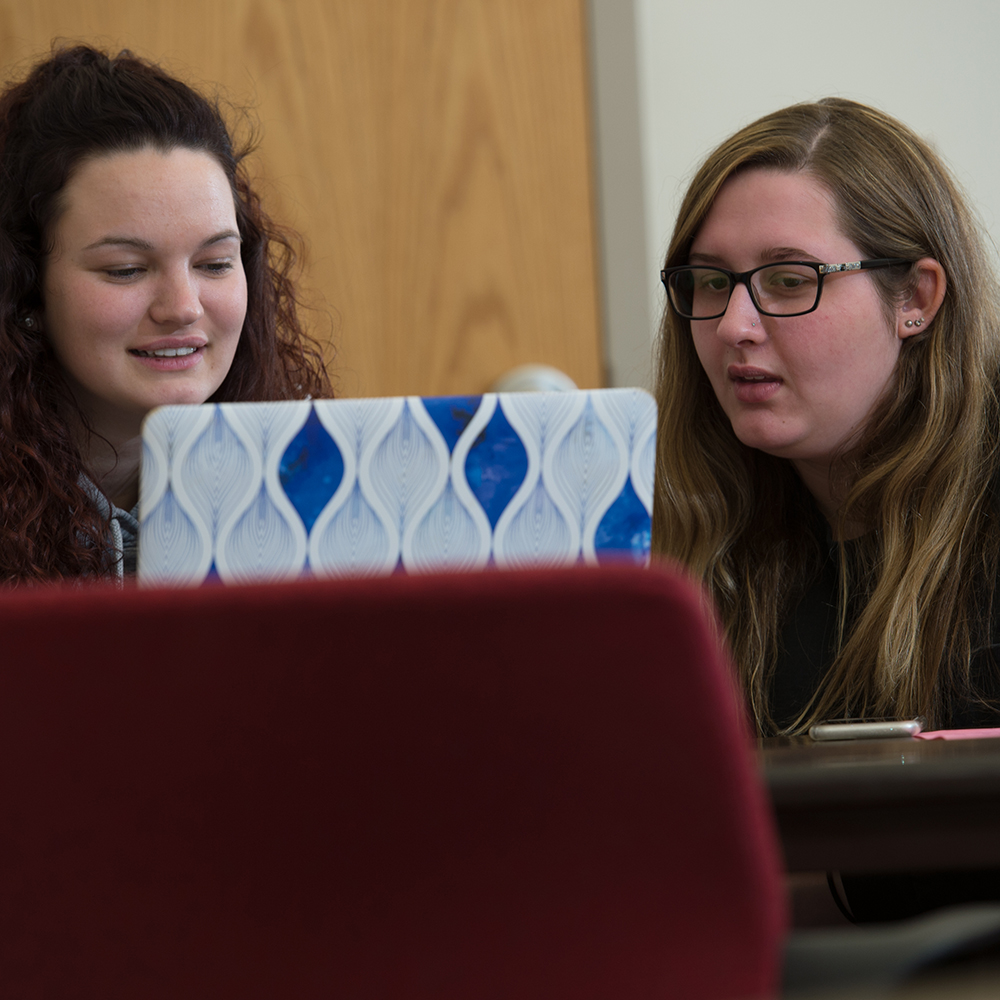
308, 397, 403, 576
139, 406, 215, 585
139, 486, 210, 586
403, 398, 491, 572
461, 396, 529, 531
635, 420, 656, 514
551, 397, 626, 562
494, 478, 574, 568
406, 480, 489, 572
138, 389, 657, 586
179, 406, 258, 537
213, 403, 310, 582
310, 481, 393, 578
368, 399, 447, 555
591, 390, 657, 564
279, 406, 345, 534
493, 393, 581, 567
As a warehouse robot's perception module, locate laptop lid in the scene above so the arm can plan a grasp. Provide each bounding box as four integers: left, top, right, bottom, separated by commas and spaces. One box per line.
138, 388, 656, 586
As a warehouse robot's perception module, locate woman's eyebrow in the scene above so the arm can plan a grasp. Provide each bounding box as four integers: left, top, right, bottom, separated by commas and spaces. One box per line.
764, 246, 820, 262
687, 251, 728, 266
82, 235, 154, 251
688, 247, 821, 266
81, 230, 241, 252
201, 229, 242, 247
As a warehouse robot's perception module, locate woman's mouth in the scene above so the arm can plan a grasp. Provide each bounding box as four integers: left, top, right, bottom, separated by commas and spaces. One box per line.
130, 346, 198, 358
129, 344, 205, 371
729, 366, 782, 402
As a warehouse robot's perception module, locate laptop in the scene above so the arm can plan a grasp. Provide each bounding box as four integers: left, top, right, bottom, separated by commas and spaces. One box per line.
138, 388, 656, 586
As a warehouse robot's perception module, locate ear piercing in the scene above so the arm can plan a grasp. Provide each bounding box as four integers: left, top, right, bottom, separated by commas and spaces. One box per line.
904, 318, 924, 328
20, 315, 36, 329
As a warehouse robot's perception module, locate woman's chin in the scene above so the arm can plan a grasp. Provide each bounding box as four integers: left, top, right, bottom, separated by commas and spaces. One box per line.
142, 383, 224, 412
730, 422, 805, 460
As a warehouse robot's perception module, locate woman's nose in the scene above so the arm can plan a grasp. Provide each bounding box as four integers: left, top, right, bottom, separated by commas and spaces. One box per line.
149, 270, 204, 327
714, 282, 765, 345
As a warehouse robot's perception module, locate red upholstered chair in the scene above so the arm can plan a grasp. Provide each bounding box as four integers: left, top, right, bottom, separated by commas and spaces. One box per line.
0, 564, 786, 999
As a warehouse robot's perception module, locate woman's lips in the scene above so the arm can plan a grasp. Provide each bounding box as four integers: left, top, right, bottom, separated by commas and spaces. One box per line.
728, 365, 782, 403
131, 346, 197, 358
129, 343, 205, 371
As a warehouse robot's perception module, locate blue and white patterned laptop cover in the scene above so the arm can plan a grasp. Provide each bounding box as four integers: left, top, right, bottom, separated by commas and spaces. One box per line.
138, 388, 656, 586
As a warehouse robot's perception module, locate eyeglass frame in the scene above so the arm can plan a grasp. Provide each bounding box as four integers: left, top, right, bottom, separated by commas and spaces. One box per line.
659, 258, 912, 320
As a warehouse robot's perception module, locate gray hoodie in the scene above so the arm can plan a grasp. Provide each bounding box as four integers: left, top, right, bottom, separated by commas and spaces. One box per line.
80, 476, 139, 583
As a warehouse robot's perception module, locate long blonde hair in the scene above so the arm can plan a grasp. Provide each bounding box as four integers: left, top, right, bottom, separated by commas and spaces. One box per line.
652, 98, 1000, 733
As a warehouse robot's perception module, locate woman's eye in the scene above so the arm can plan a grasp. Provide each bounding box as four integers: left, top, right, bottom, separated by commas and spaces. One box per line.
762, 269, 816, 293
105, 267, 144, 280
697, 273, 730, 292
199, 260, 235, 275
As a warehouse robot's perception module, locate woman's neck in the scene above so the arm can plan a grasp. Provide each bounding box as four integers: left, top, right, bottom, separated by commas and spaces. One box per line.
70, 407, 144, 512
86, 432, 142, 511
792, 457, 866, 541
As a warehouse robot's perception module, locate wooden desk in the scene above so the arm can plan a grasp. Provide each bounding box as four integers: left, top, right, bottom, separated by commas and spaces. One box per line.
760, 736, 1000, 874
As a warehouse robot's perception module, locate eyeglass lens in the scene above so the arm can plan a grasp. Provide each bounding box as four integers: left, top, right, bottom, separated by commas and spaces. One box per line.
668, 264, 820, 319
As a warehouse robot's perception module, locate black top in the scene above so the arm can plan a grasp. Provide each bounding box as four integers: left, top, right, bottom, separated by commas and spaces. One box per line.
768, 537, 1000, 733
770, 538, 842, 732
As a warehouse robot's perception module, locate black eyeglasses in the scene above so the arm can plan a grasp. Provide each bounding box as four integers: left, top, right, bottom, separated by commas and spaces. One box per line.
660, 258, 911, 320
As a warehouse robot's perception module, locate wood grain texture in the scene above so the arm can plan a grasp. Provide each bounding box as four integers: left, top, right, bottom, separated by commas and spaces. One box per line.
0, 1, 603, 396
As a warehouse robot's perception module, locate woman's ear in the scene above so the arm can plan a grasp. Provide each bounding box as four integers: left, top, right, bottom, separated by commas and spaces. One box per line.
898, 258, 947, 339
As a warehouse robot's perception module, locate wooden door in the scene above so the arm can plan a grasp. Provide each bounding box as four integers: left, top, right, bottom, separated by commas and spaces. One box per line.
0, 1, 603, 396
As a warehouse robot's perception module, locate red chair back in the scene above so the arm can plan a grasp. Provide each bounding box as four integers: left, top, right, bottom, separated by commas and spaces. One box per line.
0, 564, 785, 998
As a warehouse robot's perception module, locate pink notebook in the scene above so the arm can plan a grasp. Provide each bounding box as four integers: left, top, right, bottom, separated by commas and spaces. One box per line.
914, 728, 1000, 741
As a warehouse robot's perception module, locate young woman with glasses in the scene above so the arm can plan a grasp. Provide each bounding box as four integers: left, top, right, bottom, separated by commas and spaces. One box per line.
0, 45, 331, 584
653, 97, 1000, 738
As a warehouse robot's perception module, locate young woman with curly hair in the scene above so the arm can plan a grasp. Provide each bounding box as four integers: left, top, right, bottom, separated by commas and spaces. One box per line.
0, 44, 331, 583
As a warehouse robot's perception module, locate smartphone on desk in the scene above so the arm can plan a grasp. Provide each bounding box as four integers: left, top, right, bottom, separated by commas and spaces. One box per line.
808, 718, 925, 741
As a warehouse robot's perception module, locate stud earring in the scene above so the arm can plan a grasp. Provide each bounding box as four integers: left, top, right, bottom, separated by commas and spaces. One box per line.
916, 318, 924, 327
20, 315, 36, 330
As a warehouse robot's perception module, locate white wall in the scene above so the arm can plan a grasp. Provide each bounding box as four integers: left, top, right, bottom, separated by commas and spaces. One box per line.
592, 0, 1000, 388
587, 0, 653, 389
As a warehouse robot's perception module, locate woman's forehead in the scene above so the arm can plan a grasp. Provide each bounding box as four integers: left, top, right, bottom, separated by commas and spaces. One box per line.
50, 148, 237, 252
691, 169, 856, 263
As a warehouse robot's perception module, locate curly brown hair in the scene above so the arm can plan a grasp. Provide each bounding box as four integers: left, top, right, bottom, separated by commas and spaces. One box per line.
0, 44, 332, 583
